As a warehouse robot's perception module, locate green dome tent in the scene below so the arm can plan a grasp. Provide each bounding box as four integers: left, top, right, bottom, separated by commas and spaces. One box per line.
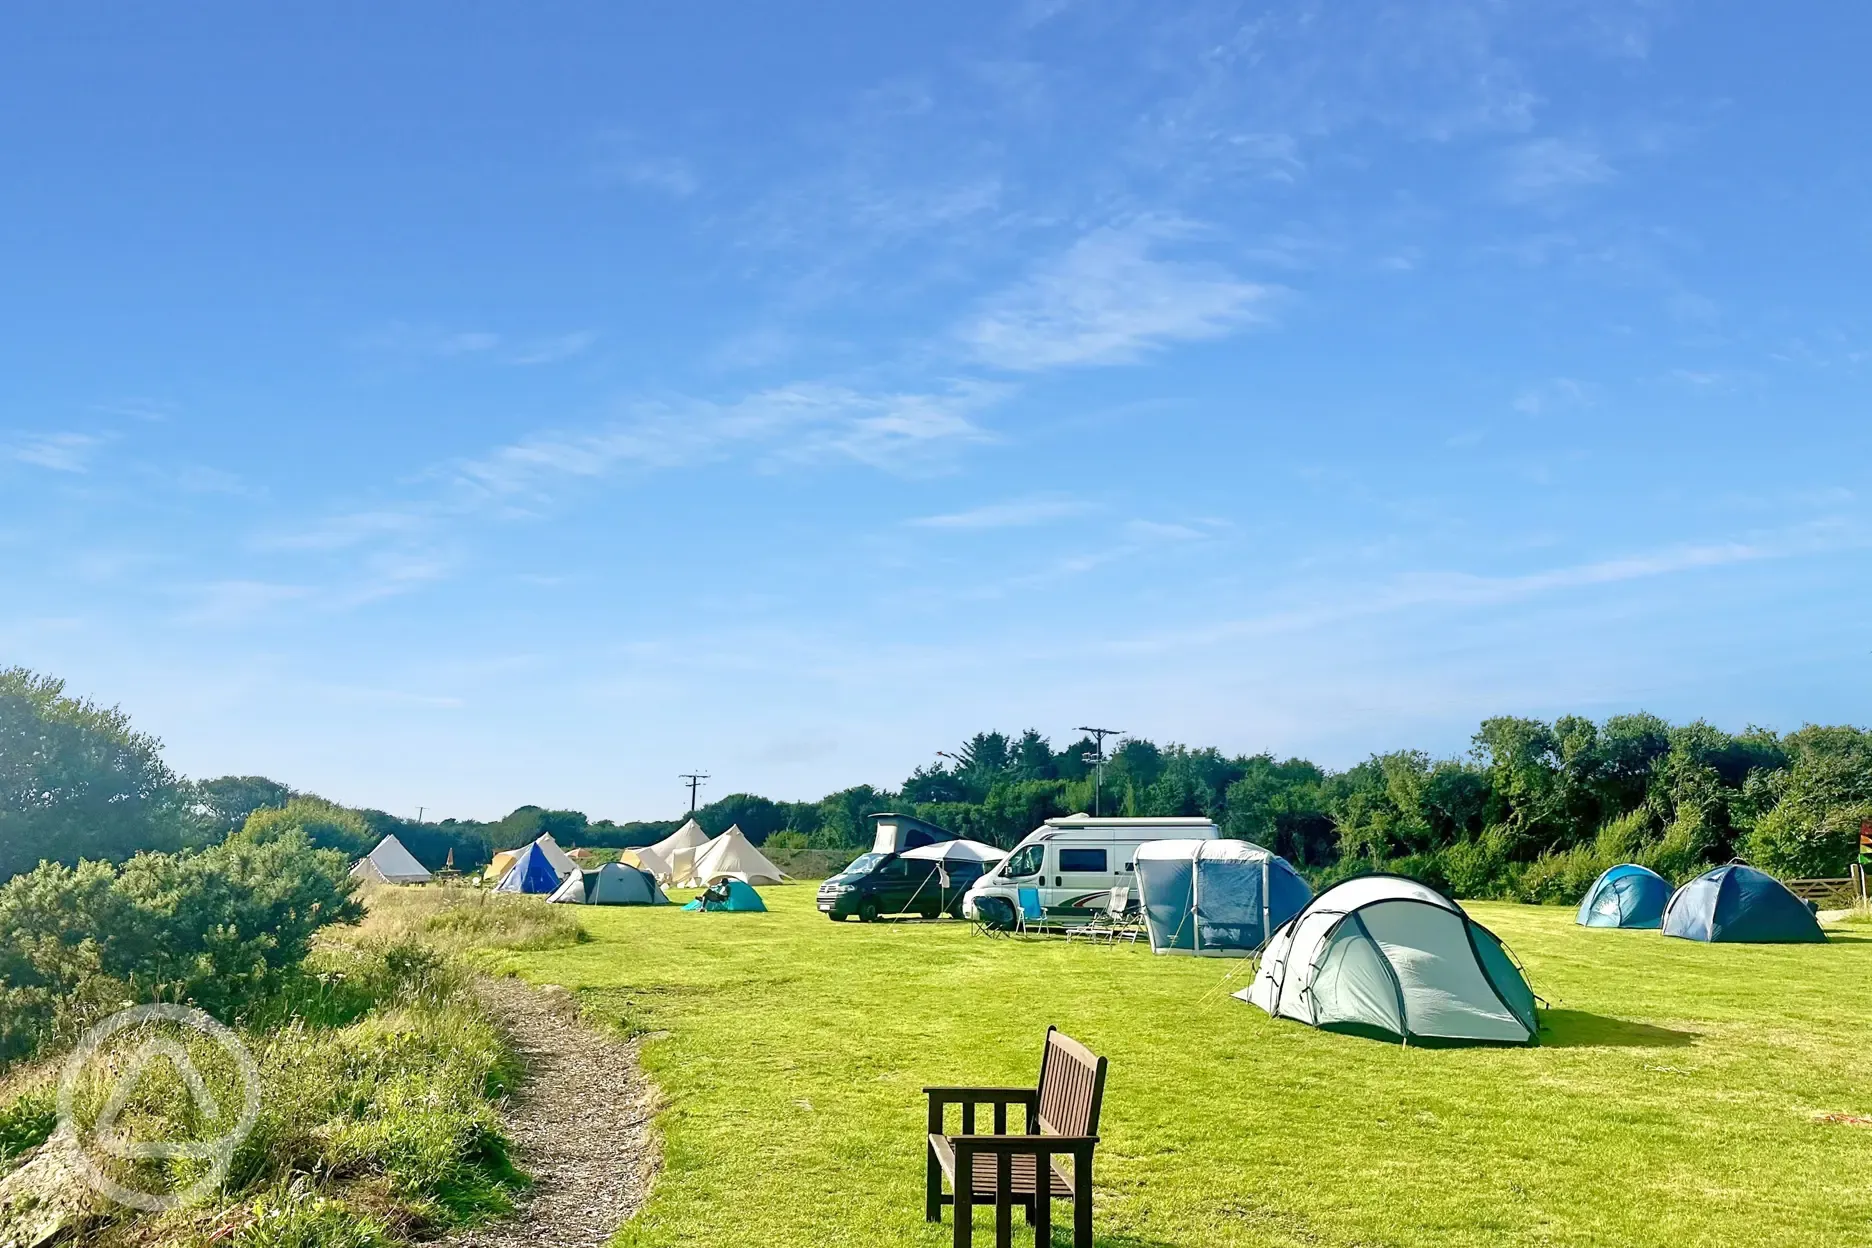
1240, 874, 1537, 1045
549, 862, 669, 906
682, 879, 767, 912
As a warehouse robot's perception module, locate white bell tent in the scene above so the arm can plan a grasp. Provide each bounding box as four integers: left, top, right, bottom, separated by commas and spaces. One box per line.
349, 835, 432, 886
680, 824, 787, 887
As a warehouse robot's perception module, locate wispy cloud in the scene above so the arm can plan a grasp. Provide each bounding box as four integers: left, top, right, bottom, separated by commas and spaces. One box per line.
356, 322, 502, 358
6, 432, 106, 473
910, 495, 1094, 530
180, 579, 314, 625
1498, 137, 1613, 204
1513, 377, 1595, 416
267, 380, 1003, 575
615, 156, 698, 198
960, 218, 1272, 371
507, 331, 599, 366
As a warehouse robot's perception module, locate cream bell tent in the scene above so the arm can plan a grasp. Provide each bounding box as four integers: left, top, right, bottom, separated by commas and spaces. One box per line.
648, 819, 713, 884
1240, 874, 1538, 1046
681, 824, 788, 887
619, 845, 671, 880
350, 835, 432, 886
482, 849, 520, 885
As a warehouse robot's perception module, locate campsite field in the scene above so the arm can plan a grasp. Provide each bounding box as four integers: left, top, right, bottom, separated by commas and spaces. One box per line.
488, 888, 1872, 1248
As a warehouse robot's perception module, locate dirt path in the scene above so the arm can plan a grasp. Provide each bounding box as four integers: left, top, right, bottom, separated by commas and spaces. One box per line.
445, 976, 658, 1248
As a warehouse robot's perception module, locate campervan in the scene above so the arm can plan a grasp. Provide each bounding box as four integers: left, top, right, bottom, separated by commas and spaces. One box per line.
961, 816, 1219, 930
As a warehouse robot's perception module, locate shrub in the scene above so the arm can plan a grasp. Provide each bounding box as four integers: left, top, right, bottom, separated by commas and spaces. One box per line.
228, 1184, 396, 1248
0, 832, 362, 1067
239, 797, 375, 859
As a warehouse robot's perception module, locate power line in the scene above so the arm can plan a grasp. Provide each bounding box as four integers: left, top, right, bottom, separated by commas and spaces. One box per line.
1075, 726, 1124, 818
679, 772, 710, 815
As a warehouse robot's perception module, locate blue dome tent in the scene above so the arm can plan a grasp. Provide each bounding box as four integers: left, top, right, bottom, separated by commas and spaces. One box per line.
1661, 863, 1825, 943
494, 841, 564, 895
1576, 864, 1670, 929
1134, 839, 1312, 955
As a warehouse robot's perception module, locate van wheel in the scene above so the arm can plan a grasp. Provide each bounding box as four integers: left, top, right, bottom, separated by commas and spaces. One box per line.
857, 899, 880, 923
918, 901, 941, 920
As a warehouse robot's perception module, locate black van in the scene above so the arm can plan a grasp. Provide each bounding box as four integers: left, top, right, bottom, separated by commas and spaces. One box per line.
816, 852, 985, 922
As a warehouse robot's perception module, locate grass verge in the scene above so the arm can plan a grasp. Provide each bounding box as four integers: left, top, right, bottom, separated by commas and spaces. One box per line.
490, 885, 1872, 1248
0, 887, 584, 1247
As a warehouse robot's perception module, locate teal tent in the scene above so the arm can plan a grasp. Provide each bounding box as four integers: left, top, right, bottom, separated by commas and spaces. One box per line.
1241, 874, 1537, 1045
682, 879, 767, 912
1661, 863, 1824, 943
494, 842, 562, 895
1576, 864, 1670, 929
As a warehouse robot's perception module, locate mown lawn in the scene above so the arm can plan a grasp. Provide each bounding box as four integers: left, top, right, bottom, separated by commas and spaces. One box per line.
487, 887, 1872, 1247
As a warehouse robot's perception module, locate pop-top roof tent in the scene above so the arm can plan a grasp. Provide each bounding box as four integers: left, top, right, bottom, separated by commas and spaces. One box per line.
482, 849, 519, 885
1661, 863, 1825, 943
494, 841, 564, 895
349, 834, 433, 886
868, 812, 960, 855
682, 878, 767, 912
1577, 863, 1670, 929
1134, 839, 1311, 956
679, 825, 788, 887
549, 862, 668, 906
647, 819, 713, 884
1241, 875, 1538, 1046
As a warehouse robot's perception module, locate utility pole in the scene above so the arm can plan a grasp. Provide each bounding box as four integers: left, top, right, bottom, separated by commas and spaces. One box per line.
679, 772, 710, 815
417, 806, 425, 824
1076, 726, 1124, 818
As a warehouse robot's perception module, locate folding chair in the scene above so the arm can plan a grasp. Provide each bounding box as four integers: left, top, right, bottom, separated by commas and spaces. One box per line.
1066, 886, 1128, 944
1014, 887, 1045, 936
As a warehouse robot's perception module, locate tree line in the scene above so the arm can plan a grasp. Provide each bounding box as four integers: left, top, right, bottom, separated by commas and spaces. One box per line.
4, 667, 1868, 903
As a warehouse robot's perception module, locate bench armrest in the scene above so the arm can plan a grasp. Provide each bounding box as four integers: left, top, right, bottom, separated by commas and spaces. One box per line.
923, 1086, 1037, 1105
951, 1133, 1098, 1154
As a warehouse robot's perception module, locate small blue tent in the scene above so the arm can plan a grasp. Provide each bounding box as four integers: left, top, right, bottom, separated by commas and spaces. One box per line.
1661, 863, 1825, 943
1577, 864, 1670, 929
682, 879, 767, 912
495, 842, 563, 895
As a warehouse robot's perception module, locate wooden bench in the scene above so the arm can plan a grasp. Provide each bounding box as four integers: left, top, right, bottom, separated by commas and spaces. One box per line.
924, 1026, 1108, 1248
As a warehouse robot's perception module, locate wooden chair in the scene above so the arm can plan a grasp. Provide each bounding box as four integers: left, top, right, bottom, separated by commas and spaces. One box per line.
924, 1027, 1108, 1248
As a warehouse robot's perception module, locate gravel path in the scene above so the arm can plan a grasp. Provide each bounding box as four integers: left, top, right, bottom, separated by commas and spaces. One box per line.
445, 976, 658, 1248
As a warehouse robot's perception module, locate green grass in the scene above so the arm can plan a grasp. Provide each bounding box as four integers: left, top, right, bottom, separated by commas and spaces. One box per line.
489, 886, 1872, 1248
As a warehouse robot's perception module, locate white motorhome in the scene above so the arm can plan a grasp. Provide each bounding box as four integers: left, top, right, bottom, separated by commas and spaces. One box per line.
961, 816, 1220, 929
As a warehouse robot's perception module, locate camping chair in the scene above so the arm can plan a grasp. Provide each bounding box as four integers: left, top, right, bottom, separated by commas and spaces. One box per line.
924, 1027, 1108, 1248
1066, 886, 1129, 944
1014, 887, 1045, 937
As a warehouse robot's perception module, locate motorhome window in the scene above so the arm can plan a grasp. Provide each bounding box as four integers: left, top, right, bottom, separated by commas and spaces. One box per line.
1004, 844, 1044, 877
1058, 848, 1107, 873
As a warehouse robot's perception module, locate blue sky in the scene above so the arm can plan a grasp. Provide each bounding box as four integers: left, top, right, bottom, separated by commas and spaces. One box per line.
4, 2, 1869, 820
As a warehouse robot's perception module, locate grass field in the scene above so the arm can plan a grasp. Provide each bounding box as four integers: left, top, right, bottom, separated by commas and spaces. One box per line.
487, 886, 1872, 1248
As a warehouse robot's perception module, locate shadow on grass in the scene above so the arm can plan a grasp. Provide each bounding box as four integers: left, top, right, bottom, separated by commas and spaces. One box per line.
1539, 1008, 1697, 1048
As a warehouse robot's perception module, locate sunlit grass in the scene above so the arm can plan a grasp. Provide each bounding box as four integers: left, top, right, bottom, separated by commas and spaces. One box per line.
489, 885, 1872, 1248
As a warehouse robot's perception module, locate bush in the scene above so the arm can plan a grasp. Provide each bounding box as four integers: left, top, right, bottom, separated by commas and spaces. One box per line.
228, 1184, 396, 1248
0, 832, 362, 1067
239, 797, 375, 859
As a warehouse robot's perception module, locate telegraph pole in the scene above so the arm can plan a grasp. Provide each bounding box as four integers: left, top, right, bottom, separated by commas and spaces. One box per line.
1076, 726, 1124, 818
679, 772, 709, 815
